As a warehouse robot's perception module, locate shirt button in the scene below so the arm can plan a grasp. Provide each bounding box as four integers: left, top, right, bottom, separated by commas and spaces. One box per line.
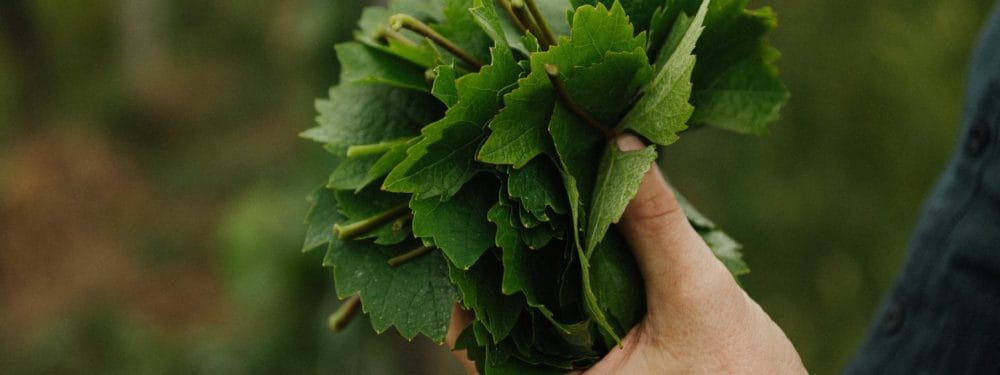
881, 303, 904, 334
966, 125, 991, 157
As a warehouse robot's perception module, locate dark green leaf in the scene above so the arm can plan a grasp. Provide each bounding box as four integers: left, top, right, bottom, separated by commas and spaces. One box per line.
336, 42, 430, 91
303, 187, 338, 252
570, 0, 666, 32
327, 155, 380, 191
589, 230, 645, 336
335, 187, 412, 245
434, 0, 494, 65
328, 201, 458, 342
449, 256, 523, 343
411, 177, 498, 269
654, 0, 788, 133
507, 157, 569, 221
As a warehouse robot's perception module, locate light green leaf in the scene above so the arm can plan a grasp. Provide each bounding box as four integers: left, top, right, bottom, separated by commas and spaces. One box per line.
476, 72, 555, 167
432, 64, 460, 107
479, 1, 647, 168
584, 140, 657, 254
384, 0, 521, 199
355, 6, 442, 68
622, 0, 708, 145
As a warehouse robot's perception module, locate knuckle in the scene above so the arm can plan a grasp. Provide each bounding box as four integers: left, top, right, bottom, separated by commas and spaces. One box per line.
623, 187, 686, 231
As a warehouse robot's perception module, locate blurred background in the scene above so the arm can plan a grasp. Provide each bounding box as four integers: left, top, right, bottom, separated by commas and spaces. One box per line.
0, 0, 995, 373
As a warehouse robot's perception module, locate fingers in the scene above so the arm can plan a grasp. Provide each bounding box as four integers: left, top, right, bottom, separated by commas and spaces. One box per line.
446, 304, 478, 375
615, 135, 730, 306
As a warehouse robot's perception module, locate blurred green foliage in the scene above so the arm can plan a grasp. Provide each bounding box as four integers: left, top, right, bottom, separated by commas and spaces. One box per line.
0, 0, 995, 374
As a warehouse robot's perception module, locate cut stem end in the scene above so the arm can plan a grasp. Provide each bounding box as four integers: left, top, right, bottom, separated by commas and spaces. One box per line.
328, 295, 362, 332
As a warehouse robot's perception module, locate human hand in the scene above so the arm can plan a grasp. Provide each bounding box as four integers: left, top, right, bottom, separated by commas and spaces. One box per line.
448, 135, 806, 374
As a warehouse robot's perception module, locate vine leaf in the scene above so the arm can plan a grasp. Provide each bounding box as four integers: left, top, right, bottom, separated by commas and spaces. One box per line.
335, 187, 412, 245
478, 1, 647, 169
327, 209, 459, 343
584, 140, 657, 255
621, 0, 709, 145
411, 177, 498, 270
336, 42, 430, 91
303, 187, 338, 253
383, 0, 521, 199
302, 83, 442, 156
507, 157, 568, 222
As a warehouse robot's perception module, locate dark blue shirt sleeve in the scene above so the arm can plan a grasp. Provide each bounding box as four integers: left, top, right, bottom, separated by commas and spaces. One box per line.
845, 3, 1000, 374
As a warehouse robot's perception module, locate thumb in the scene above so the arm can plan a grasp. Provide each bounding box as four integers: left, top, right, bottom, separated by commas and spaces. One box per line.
615, 135, 728, 306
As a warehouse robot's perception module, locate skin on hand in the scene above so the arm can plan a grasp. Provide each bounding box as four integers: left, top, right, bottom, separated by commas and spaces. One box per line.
447, 135, 806, 374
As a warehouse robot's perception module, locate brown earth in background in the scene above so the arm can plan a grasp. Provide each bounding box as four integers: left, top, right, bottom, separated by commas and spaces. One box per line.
0, 127, 226, 341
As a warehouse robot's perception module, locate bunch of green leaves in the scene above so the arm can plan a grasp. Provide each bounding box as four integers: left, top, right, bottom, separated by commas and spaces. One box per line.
302, 0, 786, 372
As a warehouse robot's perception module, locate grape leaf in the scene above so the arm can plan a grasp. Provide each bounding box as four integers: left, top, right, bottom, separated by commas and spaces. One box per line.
476, 70, 556, 167
434, 0, 494, 66
335, 187, 412, 245
489, 201, 568, 333
383, 0, 521, 199
621, 0, 708, 145
355, 5, 442, 68
327, 208, 458, 342
654, 0, 788, 133
303, 187, 337, 252
449, 256, 524, 343
588, 230, 645, 336
507, 157, 569, 221
702, 230, 749, 275
549, 106, 604, 204
547, 160, 618, 342
556, 2, 647, 63
584, 140, 657, 254
326, 155, 380, 191
335, 42, 430, 91
302, 83, 443, 155
304, 0, 783, 369
570, 0, 665, 32
366, 137, 420, 186
559, 49, 653, 125
478, 1, 646, 168
411, 177, 498, 270
432, 64, 460, 107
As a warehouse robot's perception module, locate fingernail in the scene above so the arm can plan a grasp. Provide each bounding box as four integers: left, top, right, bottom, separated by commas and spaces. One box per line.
616, 134, 646, 152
